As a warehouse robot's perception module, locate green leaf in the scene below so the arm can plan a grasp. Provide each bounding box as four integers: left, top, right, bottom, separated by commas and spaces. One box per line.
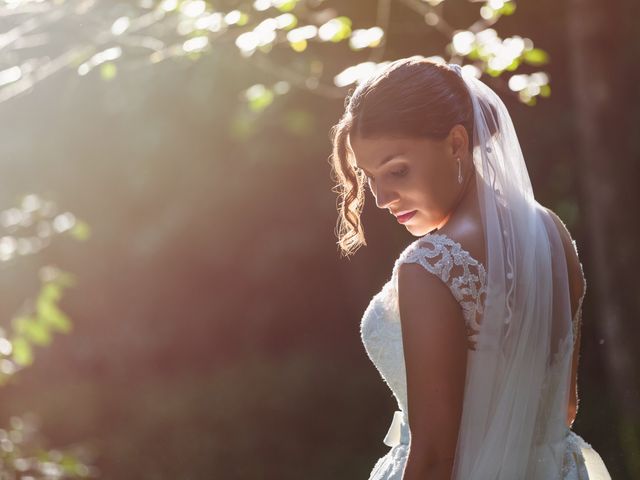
13, 316, 51, 346
100, 62, 118, 81
37, 299, 72, 333
523, 48, 549, 66
12, 337, 33, 366
69, 220, 91, 241
13, 316, 35, 336
330, 17, 352, 42
506, 57, 521, 71
275, 0, 298, 12
467, 48, 481, 61
237, 12, 249, 26
24, 323, 51, 346
539, 84, 551, 97
289, 39, 307, 52
245, 85, 275, 113
41, 282, 63, 302
497, 2, 517, 15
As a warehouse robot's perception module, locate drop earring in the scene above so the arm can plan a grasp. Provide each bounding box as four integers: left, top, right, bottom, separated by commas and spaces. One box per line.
457, 157, 463, 184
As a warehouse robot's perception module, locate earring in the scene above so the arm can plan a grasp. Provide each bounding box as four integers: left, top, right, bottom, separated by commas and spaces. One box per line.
457, 157, 463, 184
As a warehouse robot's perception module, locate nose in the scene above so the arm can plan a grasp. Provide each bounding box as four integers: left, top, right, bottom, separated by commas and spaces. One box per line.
372, 182, 398, 209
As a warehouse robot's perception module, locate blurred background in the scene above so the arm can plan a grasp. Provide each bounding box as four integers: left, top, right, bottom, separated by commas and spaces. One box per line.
0, 0, 638, 478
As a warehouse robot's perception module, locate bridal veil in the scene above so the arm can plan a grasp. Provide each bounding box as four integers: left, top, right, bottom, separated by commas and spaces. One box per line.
446, 62, 576, 478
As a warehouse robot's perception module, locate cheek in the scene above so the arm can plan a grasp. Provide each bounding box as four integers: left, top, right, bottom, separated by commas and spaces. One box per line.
426, 156, 454, 191
408, 165, 444, 204
403, 162, 454, 218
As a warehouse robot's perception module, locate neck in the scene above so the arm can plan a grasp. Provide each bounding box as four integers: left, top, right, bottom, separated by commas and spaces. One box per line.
432, 166, 477, 232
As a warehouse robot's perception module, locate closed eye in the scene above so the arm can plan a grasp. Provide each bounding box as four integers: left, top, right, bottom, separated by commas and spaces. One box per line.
358, 165, 407, 183
390, 166, 408, 177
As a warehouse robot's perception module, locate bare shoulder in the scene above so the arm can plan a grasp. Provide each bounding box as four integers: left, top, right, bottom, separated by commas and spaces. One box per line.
396, 258, 468, 356
435, 211, 486, 268
397, 253, 475, 352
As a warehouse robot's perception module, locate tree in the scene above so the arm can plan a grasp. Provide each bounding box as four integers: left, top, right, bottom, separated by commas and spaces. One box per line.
567, 0, 640, 476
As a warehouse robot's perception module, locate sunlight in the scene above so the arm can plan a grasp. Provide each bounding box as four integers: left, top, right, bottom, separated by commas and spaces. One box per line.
0, 339, 11, 357
111, 16, 130, 36
224, 10, 243, 25
275, 13, 297, 29
452, 30, 475, 55
0, 67, 21, 88
183, 36, 209, 53
349, 27, 384, 50
180, 0, 207, 18
287, 25, 318, 43
160, 0, 178, 13
334, 61, 391, 87
235, 32, 259, 55
77, 47, 122, 76
253, 0, 271, 12
195, 13, 224, 32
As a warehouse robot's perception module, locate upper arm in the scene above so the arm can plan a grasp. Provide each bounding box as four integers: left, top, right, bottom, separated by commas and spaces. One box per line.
397, 262, 468, 463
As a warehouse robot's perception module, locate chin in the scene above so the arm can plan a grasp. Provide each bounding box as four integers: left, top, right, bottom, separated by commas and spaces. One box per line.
404, 217, 440, 236
405, 224, 427, 237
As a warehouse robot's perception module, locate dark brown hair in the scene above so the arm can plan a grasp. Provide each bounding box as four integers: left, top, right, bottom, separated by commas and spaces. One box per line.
328, 56, 476, 257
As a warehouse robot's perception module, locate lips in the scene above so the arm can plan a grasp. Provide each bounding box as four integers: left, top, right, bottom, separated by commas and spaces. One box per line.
394, 210, 417, 224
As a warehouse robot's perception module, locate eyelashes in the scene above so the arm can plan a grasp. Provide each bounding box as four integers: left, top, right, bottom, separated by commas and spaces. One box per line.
359, 166, 408, 183
391, 166, 408, 177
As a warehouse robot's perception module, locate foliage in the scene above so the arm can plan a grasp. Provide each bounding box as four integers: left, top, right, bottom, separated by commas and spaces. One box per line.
0, 414, 96, 479
0, 195, 96, 478
0, 0, 550, 108
0, 195, 90, 384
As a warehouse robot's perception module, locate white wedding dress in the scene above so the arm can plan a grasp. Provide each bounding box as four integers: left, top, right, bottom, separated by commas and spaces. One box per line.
360, 232, 612, 480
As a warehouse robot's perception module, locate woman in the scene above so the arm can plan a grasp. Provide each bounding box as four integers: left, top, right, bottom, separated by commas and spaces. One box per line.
329, 57, 612, 479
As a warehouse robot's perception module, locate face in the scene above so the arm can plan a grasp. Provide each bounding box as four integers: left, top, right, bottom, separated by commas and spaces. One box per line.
349, 125, 468, 236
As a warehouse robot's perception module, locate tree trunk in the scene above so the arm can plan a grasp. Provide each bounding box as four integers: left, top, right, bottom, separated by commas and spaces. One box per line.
567, 0, 640, 477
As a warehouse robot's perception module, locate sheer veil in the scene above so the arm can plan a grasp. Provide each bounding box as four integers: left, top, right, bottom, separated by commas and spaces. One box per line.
446, 63, 575, 478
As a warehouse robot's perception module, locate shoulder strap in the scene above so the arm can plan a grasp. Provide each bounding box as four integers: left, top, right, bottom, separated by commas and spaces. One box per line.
393, 233, 487, 334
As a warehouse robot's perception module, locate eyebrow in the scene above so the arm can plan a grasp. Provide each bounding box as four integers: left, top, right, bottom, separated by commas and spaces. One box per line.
358, 152, 405, 175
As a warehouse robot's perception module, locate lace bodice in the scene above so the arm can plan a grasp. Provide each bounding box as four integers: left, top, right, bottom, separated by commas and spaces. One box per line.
360, 233, 487, 415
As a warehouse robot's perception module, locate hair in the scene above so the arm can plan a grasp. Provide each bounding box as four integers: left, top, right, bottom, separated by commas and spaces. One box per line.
329, 56, 483, 257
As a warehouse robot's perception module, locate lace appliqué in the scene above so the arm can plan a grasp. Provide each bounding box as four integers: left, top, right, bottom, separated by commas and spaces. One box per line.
392, 233, 487, 343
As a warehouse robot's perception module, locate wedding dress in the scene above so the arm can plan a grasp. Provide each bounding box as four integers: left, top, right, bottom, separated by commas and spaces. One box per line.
360, 225, 612, 479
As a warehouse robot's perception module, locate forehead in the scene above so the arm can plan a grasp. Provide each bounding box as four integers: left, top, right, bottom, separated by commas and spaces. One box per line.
348, 135, 405, 165
348, 133, 405, 151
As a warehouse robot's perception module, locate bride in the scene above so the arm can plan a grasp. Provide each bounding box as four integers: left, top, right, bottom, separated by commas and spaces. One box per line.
329, 57, 612, 479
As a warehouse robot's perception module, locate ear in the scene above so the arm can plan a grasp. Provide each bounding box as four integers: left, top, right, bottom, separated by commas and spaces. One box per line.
447, 124, 468, 159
